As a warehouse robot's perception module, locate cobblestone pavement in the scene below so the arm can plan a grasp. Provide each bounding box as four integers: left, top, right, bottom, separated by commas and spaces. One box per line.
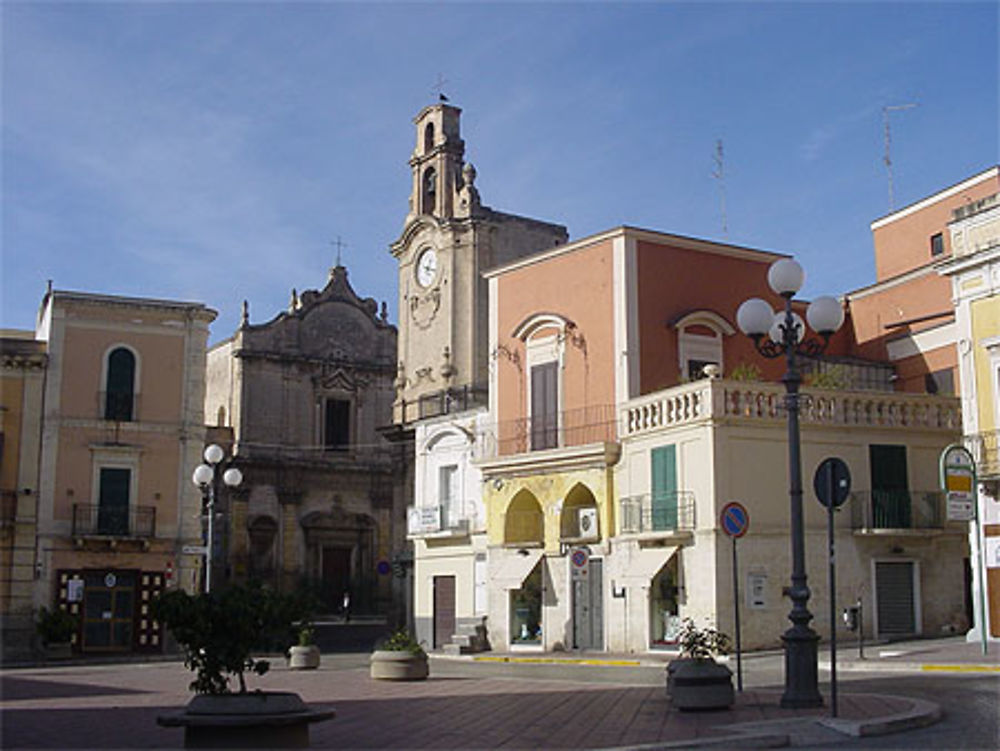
0, 653, 941, 750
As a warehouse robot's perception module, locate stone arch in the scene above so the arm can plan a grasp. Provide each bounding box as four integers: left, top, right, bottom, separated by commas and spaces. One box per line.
504, 489, 544, 546
247, 514, 278, 581
560, 482, 599, 539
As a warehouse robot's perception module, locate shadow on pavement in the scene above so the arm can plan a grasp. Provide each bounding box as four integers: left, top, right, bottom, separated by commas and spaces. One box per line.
1, 675, 154, 701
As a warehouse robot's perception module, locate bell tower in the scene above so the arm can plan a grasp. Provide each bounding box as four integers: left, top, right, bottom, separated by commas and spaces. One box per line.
391, 103, 567, 426
408, 105, 465, 221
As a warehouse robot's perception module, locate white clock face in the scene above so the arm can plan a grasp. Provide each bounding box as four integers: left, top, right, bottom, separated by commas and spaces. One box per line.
416, 248, 438, 287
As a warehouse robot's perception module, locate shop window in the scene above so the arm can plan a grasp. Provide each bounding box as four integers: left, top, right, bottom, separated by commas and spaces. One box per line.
651, 557, 681, 646
510, 561, 542, 645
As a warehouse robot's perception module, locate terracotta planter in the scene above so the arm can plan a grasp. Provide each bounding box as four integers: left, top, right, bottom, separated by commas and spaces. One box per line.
668, 659, 734, 710
369, 650, 429, 681
288, 644, 321, 670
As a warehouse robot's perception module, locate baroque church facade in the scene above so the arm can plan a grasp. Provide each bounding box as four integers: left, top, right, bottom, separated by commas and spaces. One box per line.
204, 266, 403, 616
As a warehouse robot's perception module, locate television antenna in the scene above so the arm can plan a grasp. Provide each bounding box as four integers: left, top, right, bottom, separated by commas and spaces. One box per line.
883, 103, 918, 211
712, 139, 728, 239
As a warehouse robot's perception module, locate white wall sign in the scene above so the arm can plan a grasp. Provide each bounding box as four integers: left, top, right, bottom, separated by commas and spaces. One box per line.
986, 537, 1000, 570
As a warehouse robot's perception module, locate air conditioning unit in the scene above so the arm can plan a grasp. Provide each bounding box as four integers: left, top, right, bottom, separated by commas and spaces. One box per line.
577, 508, 598, 540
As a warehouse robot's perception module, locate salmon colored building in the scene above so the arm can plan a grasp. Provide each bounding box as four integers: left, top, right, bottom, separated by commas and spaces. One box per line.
847, 167, 999, 395
21, 286, 215, 656
471, 226, 965, 653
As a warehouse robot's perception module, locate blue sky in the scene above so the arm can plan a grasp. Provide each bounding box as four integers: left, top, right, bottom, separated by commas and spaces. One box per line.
3, 2, 997, 341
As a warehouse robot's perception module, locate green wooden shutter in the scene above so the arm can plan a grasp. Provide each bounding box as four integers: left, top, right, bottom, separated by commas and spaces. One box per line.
651, 445, 677, 530
869, 444, 910, 528
98, 468, 130, 535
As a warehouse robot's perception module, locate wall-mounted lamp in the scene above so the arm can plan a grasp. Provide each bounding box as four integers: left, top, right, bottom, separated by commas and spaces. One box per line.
516, 548, 530, 557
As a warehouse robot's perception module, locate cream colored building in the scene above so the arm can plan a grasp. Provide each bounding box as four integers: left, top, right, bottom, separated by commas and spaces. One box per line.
27, 286, 214, 654
940, 191, 1000, 642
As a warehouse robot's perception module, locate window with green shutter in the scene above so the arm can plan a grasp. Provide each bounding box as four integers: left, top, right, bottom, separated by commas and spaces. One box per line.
651, 445, 677, 530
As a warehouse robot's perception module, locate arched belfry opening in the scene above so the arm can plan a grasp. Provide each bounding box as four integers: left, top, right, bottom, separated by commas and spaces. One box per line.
424, 122, 435, 154
422, 167, 437, 215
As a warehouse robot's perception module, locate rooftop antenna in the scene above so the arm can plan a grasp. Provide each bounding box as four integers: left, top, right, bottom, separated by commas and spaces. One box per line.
331, 236, 347, 268
883, 103, 918, 211
712, 139, 729, 240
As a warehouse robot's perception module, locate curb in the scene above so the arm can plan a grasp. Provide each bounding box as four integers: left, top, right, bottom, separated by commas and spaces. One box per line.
817, 694, 943, 737
821, 659, 1000, 674
598, 732, 791, 750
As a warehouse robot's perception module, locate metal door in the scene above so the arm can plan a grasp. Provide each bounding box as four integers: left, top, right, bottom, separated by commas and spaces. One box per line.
433, 575, 456, 650
572, 558, 604, 650
875, 561, 916, 637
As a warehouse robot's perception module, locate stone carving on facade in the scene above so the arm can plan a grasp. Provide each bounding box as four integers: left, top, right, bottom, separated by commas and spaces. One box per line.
409, 287, 441, 329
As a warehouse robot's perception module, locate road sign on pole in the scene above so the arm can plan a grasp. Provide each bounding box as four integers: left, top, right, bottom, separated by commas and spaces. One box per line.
720, 501, 749, 691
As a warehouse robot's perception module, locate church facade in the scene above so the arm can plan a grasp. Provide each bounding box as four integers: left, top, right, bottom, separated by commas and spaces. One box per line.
205, 266, 403, 616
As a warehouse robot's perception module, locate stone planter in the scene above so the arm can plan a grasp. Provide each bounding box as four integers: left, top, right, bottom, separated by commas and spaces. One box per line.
157, 691, 335, 749
369, 650, 429, 681
668, 659, 734, 710
288, 645, 321, 670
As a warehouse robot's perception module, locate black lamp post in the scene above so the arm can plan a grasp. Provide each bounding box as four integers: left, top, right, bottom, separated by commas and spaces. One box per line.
192, 444, 242, 594
736, 258, 844, 709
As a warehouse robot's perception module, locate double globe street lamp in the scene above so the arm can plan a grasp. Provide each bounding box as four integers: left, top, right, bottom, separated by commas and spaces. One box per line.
736, 258, 845, 709
192, 444, 242, 594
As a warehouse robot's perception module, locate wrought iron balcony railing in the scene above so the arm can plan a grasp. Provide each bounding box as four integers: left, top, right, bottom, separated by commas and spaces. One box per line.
478, 404, 617, 459
849, 490, 950, 532
72, 503, 156, 538
619, 491, 696, 535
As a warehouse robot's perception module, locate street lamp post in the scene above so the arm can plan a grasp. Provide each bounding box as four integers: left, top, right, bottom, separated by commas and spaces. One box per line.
736, 258, 844, 709
192, 444, 242, 594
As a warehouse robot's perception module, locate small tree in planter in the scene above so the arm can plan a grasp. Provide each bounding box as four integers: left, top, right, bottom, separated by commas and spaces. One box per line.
370, 628, 428, 681
152, 582, 334, 748
667, 618, 735, 710
35, 606, 78, 658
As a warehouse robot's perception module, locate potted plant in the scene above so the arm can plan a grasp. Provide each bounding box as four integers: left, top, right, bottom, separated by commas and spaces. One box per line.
370, 628, 429, 681
151, 583, 334, 748
288, 623, 321, 670
666, 617, 734, 710
35, 606, 77, 659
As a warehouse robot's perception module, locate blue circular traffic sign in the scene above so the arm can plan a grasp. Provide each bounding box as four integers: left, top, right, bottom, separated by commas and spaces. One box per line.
720, 501, 750, 538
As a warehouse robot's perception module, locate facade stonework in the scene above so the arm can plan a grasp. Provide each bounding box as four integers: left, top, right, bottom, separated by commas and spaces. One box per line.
205, 266, 404, 616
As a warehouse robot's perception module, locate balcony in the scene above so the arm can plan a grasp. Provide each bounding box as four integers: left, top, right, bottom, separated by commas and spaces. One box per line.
850, 491, 956, 533
622, 378, 962, 439
619, 492, 696, 537
407, 500, 483, 538
965, 429, 999, 479
72, 503, 156, 539
479, 404, 617, 459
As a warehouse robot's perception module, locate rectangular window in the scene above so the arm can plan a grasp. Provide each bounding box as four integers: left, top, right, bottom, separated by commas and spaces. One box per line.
439, 464, 458, 526
324, 399, 350, 451
650, 444, 678, 531
98, 468, 130, 536
930, 232, 944, 257
530, 362, 558, 451
924, 368, 954, 395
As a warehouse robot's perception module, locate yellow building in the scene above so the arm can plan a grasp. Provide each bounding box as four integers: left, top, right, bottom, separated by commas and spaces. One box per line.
940, 191, 1000, 641
0, 332, 47, 661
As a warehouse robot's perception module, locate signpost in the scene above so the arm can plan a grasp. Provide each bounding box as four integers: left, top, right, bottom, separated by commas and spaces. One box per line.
814, 457, 851, 718
941, 444, 986, 655
720, 501, 749, 691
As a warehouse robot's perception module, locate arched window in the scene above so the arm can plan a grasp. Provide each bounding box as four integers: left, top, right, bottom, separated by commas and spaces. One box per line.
105, 347, 136, 421
422, 167, 437, 214
423, 122, 435, 153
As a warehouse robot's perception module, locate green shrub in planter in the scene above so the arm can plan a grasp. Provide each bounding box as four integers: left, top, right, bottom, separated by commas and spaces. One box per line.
36, 606, 78, 645
151, 583, 308, 694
